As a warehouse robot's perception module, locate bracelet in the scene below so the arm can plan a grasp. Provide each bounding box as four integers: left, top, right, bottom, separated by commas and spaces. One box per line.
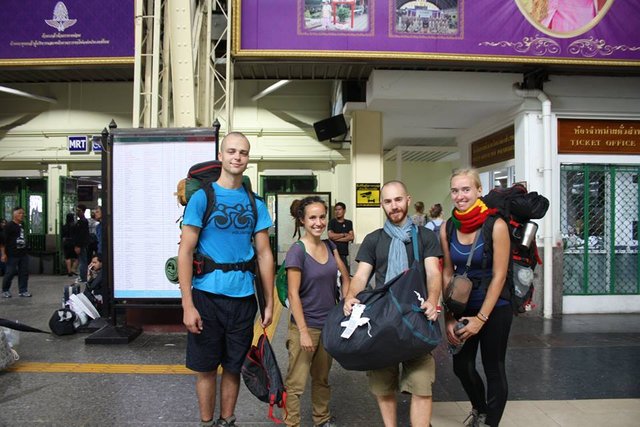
477, 311, 489, 322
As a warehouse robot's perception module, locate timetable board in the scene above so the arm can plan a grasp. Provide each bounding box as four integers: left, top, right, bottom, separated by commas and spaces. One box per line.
111, 129, 217, 299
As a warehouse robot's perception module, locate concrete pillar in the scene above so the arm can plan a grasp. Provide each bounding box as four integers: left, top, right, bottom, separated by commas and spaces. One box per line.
47, 163, 68, 235
351, 110, 383, 244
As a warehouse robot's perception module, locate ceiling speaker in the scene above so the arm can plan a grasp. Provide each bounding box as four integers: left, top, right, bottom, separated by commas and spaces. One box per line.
313, 114, 348, 141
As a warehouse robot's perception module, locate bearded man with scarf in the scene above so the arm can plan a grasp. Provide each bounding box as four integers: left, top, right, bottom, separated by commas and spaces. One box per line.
343, 181, 442, 427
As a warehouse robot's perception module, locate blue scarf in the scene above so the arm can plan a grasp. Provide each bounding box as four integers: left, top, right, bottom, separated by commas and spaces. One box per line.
383, 219, 414, 284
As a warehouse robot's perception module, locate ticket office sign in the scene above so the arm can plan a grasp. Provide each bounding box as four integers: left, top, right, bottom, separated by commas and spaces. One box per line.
558, 119, 640, 155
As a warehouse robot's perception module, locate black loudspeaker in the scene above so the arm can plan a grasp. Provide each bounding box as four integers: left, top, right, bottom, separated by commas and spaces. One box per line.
313, 114, 348, 141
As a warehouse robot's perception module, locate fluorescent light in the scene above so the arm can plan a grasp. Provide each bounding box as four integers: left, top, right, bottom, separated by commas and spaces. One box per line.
251, 80, 290, 101
0, 85, 57, 104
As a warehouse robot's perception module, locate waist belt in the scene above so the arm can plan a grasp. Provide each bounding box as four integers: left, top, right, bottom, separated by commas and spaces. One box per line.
193, 253, 256, 276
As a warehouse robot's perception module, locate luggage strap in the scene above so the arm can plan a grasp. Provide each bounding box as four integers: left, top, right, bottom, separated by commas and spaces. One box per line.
193, 253, 256, 275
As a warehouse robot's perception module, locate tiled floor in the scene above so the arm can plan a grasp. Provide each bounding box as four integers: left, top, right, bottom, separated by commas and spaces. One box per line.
1, 274, 639, 426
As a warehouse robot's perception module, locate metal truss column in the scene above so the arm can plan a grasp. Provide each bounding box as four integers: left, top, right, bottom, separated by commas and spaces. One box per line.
167, 0, 196, 127
209, 0, 232, 131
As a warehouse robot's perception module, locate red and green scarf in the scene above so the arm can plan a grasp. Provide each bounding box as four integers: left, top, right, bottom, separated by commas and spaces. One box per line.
451, 199, 497, 233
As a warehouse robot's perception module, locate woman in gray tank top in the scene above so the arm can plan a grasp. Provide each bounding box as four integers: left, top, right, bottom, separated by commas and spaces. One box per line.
283, 196, 351, 427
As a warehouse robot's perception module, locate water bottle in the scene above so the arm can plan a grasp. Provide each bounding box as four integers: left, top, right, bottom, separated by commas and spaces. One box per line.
514, 264, 534, 298
448, 319, 469, 355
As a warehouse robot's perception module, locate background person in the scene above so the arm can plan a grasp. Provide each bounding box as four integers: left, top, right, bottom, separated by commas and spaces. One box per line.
425, 203, 445, 236
87, 208, 99, 258
1, 207, 31, 298
61, 212, 78, 277
343, 181, 441, 427
73, 204, 91, 285
284, 196, 350, 427
327, 202, 354, 275
411, 201, 426, 227
440, 168, 511, 427
94, 206, 103, 256
178, 132, 274, 427
0, 218, 6, 276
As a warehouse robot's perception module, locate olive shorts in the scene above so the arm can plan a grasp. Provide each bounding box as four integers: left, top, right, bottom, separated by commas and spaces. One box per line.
367, 353, 435, 396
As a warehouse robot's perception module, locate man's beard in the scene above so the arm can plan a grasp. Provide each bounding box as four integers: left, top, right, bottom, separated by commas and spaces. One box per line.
385, 205, 408, 224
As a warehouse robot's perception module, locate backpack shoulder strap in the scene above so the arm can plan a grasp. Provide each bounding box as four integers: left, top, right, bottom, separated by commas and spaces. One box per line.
323, 238, 336, 256
411, 225, 419, 261
445, 218, 454, 244
202, 182, 216, 228
482, 215, 499, 255
242, 181, 259, 235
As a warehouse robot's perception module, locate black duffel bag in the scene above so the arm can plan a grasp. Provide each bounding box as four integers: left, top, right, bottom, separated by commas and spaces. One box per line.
322, 234, 441, 371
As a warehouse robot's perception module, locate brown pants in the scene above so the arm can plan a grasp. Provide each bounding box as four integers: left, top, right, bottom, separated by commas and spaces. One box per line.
284, 322, 333, 427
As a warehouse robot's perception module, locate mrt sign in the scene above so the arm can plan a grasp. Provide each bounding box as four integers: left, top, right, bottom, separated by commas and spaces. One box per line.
68, 135, 89, 153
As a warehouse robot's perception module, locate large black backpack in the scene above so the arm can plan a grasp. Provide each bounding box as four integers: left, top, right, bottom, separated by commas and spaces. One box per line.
446, 183, 549, 314
177, 160, 258, 229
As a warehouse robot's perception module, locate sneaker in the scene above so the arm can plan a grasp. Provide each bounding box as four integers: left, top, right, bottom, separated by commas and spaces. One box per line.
215, 415, 236, 427
19, 291, 32, 297
463, 409, 487, 427
1, 291, 11, 298
316, 416, 337, 427
200, 420, 215, 427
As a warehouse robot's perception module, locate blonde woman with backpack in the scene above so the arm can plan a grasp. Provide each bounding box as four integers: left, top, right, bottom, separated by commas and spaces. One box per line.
283, 196, 350, 427
440, 169, 511, 427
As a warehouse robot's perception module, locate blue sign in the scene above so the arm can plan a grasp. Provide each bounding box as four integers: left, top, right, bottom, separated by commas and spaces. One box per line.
92, 135, 103, 153
68, 135, 89, 153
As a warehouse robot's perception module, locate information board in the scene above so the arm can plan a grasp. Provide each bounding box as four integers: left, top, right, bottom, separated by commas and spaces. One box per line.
111, 129, 217, 299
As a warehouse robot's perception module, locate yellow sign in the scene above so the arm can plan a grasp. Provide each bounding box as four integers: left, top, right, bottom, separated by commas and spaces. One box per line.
356, 183, 380, 207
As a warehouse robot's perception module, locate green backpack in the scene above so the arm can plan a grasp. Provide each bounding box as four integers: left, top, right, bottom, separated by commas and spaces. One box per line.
275, 241, 305, 308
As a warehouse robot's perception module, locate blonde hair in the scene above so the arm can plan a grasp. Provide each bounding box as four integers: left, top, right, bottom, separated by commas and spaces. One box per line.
532, 0, 548, 22
450, 168, 482, 190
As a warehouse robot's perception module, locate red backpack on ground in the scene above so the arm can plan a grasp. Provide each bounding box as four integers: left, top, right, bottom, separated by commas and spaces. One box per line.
241, 331, 287, 423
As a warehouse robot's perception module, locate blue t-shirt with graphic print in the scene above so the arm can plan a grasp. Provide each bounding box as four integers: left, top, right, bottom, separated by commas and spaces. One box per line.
183, 182, 273, 297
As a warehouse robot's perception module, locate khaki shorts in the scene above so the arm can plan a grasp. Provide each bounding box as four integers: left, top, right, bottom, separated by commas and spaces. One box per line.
367, 353, 435, 397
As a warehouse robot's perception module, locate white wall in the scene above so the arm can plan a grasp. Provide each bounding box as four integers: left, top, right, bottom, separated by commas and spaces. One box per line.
384, 160, 457, 219
0, 82, 133, 171
234, 79, 353, 214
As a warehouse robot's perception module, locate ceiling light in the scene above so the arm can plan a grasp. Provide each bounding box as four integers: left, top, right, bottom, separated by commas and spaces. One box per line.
251, 80, 290, 101
0, 85, 57, 104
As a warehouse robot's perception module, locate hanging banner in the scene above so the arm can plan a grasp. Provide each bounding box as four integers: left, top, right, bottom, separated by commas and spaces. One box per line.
0, 0, 134, 65
235, 0, 640, 65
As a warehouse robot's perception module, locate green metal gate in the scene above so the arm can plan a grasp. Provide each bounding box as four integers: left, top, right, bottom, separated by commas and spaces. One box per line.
561, 164, 640, 295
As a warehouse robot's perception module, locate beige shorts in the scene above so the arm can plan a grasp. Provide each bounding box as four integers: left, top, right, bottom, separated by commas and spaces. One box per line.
367, 353, 435, 397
